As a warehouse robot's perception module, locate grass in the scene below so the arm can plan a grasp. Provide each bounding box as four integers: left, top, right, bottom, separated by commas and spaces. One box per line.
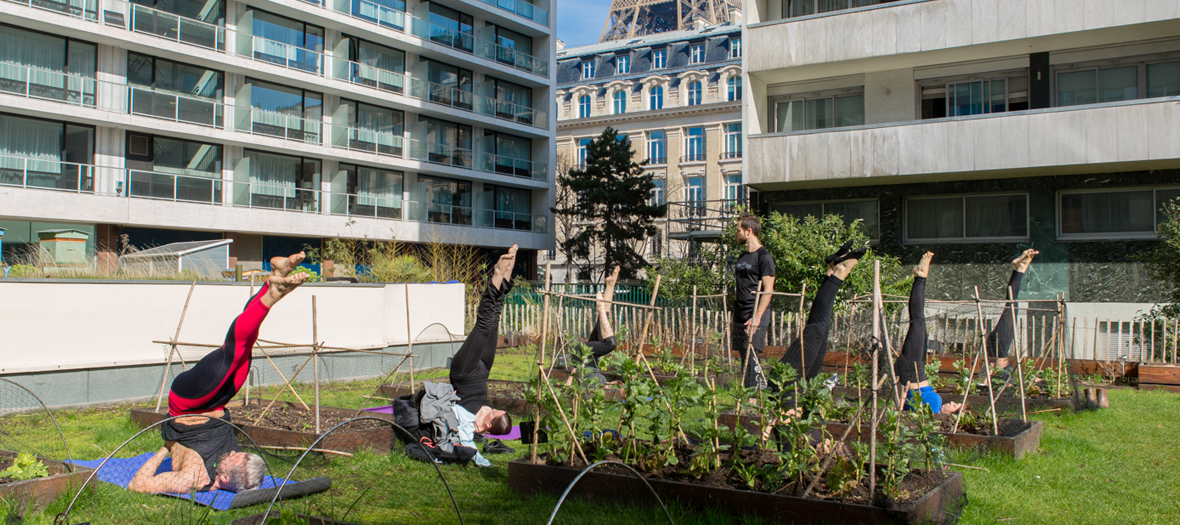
3, 355, 1179, 524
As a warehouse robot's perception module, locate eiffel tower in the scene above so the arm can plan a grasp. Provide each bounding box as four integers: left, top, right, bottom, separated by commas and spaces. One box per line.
599, 0, 739, 43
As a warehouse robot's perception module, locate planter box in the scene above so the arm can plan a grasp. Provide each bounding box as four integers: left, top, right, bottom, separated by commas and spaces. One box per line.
830, 387, 1073, 414
379, 379, 541, 413
0, 450, 93, 508
130, 400, 396, 455
1138, 364, 1180, 390
232, 511, 357, 525
508, 458, 963, 524
718, 412, 1044, 461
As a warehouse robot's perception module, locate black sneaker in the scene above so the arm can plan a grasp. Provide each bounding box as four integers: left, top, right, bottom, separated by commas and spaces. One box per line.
825, 240, 854, 264
483, 440, 515, 455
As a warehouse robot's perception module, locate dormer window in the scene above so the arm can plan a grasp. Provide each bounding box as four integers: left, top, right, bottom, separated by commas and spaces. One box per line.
690, 44, 705, 64
617, 55, 630, 74
582, 60, 595, 79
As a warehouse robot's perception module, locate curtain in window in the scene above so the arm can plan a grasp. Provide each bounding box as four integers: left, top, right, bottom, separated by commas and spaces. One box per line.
356, 167, 402, 207
357, 40, 404, 89
1057, 71, 1097, 107
1098, 66, 1137, 103
0, 114, 62, 174
0, 27, 68, 93
1060, 192, 1154, 235
965, 195, 1027, 238
246, 150, 297, 197
1148, 62, 1180, 98
907, 198, 962, 239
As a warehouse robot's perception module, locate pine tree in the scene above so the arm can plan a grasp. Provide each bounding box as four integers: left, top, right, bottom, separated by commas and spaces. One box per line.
553, 127, 666, 281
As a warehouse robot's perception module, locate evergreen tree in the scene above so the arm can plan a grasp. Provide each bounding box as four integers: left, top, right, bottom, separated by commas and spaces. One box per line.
553, 127, 666, 281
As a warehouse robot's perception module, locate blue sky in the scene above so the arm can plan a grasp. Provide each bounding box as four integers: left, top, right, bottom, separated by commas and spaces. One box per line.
555, 0, 614, 48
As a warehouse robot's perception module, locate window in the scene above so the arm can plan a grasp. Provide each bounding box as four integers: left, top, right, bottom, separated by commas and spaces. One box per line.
0, 25, 96, 106
240, 149, 319, 211
342, 164, 403, 219
724, 123, 742, 158
728, 76, 742, 101
685, 176, 704, 214
647, 131, 666, 164
613, 91, 626, 114
690, 44, 705, 64
1056, 59, 1180, 107
341, 99, 404, 156
350, 0, 404, 29
905, 194, 1027, 242
683, 126, 704, 162
724, 174, 743, 203
1147, 62, 1180, 97
1058, 188, 1180, 239
126, 52, 223, 126
491, 77, 533, 124
344, 36, 405, 93
481, 185, 532, 230
730, 38, 741, 58
920, 73, 1028, 119
427, 3, 473, 52
617, 54, 630, 74
686, 81, 702, 106
649, 86, 664, 110
483, 131, 532, 177
776, 200, 880, 240
578, 95, 591, 118
423, 58, 473, 110
419, 116, 472, 168
125, 133, 222, 202
773, 92, 864, 132
652, 49, 666, 69
582, 59, 595, 79
784, 0, 892, 19
649, 178, 666, 205
132, 0, 224, 25
0, 113, 93, 191
246, 79, 322, 142
249, 9, 324, 74
489, 25, 532, 66
577, 137, 592, 167
416, 175, 472, 225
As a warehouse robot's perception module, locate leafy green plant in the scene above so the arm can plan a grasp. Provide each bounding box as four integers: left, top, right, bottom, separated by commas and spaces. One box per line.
290, 266, 322, 283
0, 453, 49, 481
5, 264, 39, 278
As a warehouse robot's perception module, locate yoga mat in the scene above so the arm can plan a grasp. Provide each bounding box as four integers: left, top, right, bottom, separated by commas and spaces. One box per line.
69, 453, 331, 510
364, 406, 522, 441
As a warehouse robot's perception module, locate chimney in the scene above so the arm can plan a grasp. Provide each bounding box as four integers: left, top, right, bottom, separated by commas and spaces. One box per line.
556, 38, 566, 51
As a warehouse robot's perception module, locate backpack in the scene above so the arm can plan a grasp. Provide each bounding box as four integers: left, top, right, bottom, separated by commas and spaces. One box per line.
391, 388, 478, 465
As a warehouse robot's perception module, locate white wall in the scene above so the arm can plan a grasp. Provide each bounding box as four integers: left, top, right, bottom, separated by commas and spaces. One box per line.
0, 281, 464, 374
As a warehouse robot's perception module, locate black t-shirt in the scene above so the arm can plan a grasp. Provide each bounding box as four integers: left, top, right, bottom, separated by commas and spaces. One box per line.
451, 370, 491, 415
733, 247, 775, 322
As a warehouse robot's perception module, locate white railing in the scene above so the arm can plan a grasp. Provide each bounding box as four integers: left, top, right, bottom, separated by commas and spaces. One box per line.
0, 155, 96, 193
477, 152, 546, 181
0, 62, 97, 108
472, 0, 548, 26
2, 0, 98, 21
233, 106, 323, 144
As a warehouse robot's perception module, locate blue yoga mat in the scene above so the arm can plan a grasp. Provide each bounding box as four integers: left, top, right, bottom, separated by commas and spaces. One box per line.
68, 453, 331, 510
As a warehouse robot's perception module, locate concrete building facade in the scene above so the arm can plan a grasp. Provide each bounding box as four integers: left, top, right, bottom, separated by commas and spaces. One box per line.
548, 22, 744, 281
0, 0, 557, 271
744, 0, 1180, 304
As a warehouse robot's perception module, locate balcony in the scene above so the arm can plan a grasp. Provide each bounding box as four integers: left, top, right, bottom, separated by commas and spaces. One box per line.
477, 153, 546, 181
721, 150, 742, 160
680, 153, 707, 164
645, 157, 667, 166
469, 0, 548, 27
666, 199, 742, 241
746, 96, 1180, 190
0, 63, 96, 108
3, 0, 97, 22
0, 156, 95, 194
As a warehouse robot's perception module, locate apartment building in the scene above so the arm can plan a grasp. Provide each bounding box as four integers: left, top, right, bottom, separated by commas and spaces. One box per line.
0, 0, 556, 272
745, 0, 1180, 304
547, 22, 744, 281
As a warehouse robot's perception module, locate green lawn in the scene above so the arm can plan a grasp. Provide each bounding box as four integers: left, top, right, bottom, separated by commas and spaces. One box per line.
3, 357, 1179, 524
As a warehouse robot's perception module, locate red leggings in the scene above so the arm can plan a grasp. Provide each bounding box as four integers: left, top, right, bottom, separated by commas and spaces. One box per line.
168, 283, 271, 416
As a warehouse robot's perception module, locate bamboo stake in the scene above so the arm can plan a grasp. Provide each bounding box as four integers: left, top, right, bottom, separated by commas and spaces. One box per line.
538, 364, 589, 465
797, 282, 806, 381
256, 342, 309, 410
530, 263, 552, 463
156, 280, 198, 412
974, 287, 999, 436
253, 351, 317, 426
636, 275, 663, 356
869, 260, 880, 499
258, 445, 352, 457
536, 291, 659, 309
1008, 287, 1027, 423
723, 294, 732, 368
312, 295, 321, 434
405, 285, 415, 392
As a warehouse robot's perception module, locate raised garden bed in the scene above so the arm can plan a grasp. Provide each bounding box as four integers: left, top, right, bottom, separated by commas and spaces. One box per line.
379, 379, 543, 413
830, 386, 1075, 414
1138, 363, 1180, 391
0, 450, 93, 508
508, 456, 963, 524
718, 412, 1044, 461
231, 510, 357, 525
130, 400, 396, 455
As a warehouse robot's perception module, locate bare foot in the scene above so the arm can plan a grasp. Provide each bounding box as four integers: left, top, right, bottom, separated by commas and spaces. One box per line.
491, 244, 518, 290
270, 251, 304, 277
263, 252, 308, 307
830, 257, 860, 281
914, 251, 934, 279
940, 401, 962, 415
1012, 249, 1039, 273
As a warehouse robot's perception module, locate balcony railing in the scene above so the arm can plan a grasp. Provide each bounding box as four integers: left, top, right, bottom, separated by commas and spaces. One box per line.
471, 0, 548, 26
477, 153, 547, 181
129, 85, 223, 127
0, 62, 97, 108
666, 198, 744, 238
234, 107, 322, 144
329, 192, 405, 220
0, 155, 95, 193
328, 124, 404, 157
408, 201, 473, 226
127, 170, 223, 204
475, 208, 545, 232
407, 140, 473, 170
3, 0, 98, 21
781, 0, 902, 21
721, 150, 742, 160
130, 4, 225, 51
645, 156, 667, 165
680, 153, 707, 163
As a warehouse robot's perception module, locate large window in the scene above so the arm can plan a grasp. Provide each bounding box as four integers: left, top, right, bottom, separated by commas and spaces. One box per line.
428, 3, 473, 52
350, 0, 405, 30
483, 131, 532, 177
773, 91, 864, 132
490, 25, 532, 66
125, 133, 222, 202
690, 44, 705, 64
241, 149, 319, 211
647, 131, 666, 164
343, 36, 404, 93
730, 38, 742, 58
687, 81, 702, 105
920, 73, 1029, 119
343, 164, 402, 219
416, 175, 472, 225
723, 123, 742, 158
649, 86, 664, 110
777, 199, 880, 240
650, 178, 666, 205
582, 60, 595, 79
0, 25, 96, 106
905, 194, 1027, 242
683, 126, 705, 162
131, 0, 223, 47
422, 58, 472, 110
652, 49, 666, 69
248, 9, 323, 74
246, 79, 322, 143
577, 137, 592, 167
728, 76, 742, 101
481, 185, 532, 230
617, 54, 630, 74
1059, 188, 1180, 239
0, 113, 94, 192
613, 91, 626, 114
491, 77, 533, 124
133, 0, 224, 24
1057, 58, 1180, 107
684, 176, 704, 214
784, 0, 894, 19
340, 99, 403, 156
418, 116, 472, 168
724, 174, 743, 204
127, 52, 222, 126
578, 95, 591, 118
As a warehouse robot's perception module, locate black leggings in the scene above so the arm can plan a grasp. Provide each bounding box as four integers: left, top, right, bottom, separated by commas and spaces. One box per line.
584, 319, 617, 365
779, 275, 844, 384
896, 277, 928, 385
450, 280, 511, 413
986, 271, 1024, 360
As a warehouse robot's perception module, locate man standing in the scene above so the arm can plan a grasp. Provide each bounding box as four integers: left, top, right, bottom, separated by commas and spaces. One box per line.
732, 214, 775, 390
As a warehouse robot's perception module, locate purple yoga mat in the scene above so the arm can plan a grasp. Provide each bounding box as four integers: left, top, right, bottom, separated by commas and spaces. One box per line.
363, 406, 522, 441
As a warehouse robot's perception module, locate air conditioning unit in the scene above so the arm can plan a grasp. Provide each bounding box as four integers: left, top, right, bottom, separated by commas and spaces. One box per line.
128, 134, 150, 157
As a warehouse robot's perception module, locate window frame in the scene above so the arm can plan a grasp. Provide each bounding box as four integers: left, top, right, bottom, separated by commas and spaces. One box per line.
1052, 52, 1180, 107
646, 130, 667, 165
652, 49, 667, 69
687, 81, 702, 105
648, 85, 664, 110
616, 54, 630, 74
577, 94, 591, 118
582, 59, 595, 79
723, 122, 742, 158
769, 86, 865, 133
612, 90, 626, 114
775, 198, 881, 241
1056, 186, 1180, 241
689, 43, 705, 64
917, 68, 1030, 120
683, 126, 705, 162
729, 38, 741, 59
903, 192, 1030, 244
727, 76, 742, 101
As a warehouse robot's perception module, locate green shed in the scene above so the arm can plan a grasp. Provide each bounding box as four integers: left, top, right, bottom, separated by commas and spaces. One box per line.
37, 229, 89, 266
